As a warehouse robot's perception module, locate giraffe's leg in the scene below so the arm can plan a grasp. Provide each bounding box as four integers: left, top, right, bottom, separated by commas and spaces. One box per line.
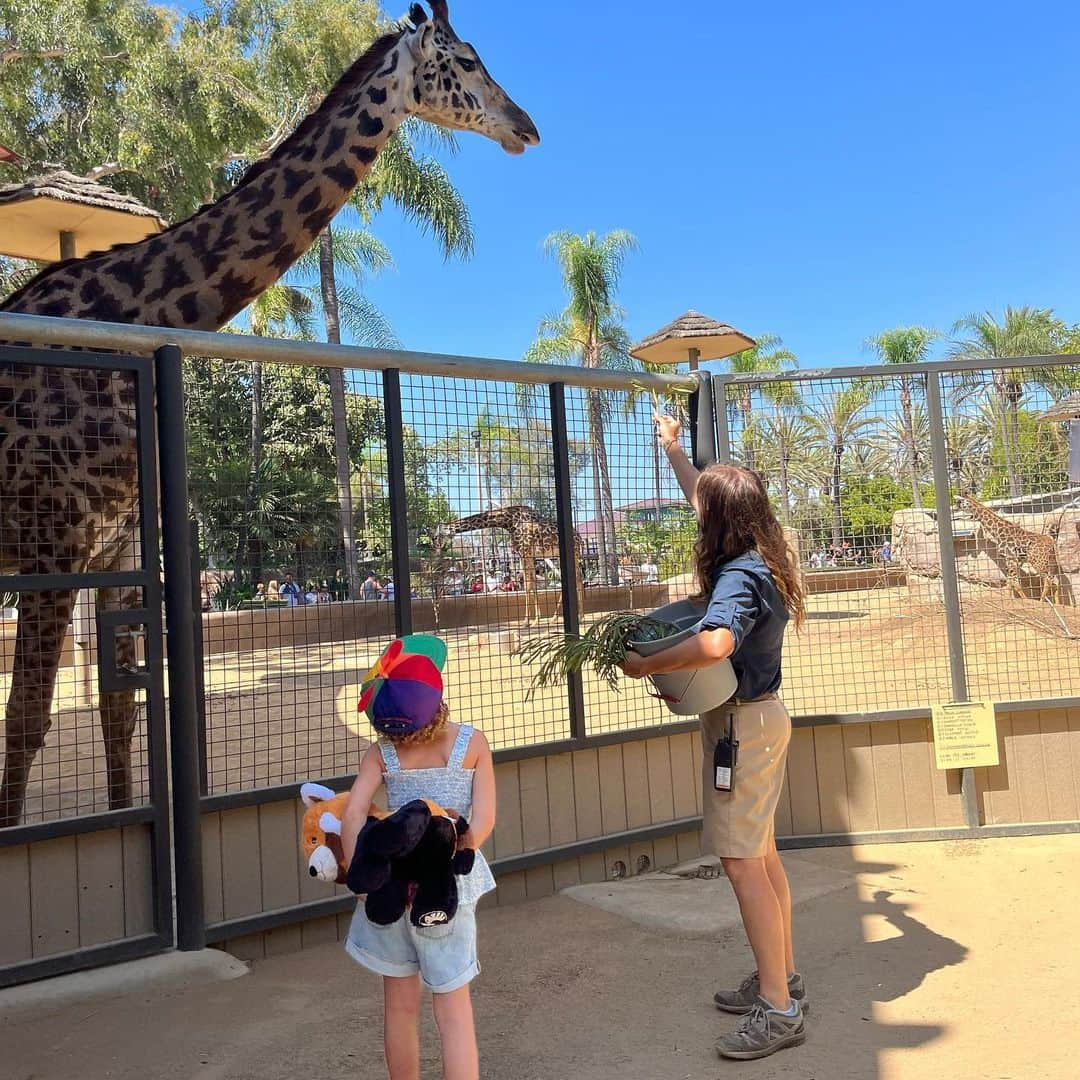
1004, 560, 1024, 601
0, 588, 77, 827
522, 561, 539, 626
97, 584, 142, 811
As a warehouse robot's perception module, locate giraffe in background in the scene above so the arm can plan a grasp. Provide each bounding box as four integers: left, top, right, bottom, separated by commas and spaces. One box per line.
434, 507, 585, 625
0, 0, 538, 825
957, 494, 1061, 604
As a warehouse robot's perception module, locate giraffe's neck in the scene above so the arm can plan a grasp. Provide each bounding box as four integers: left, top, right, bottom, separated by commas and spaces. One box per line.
965, 498, 1010, 537
5, 31, 414, 329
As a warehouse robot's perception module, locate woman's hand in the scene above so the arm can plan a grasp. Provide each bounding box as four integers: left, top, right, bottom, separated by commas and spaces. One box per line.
621, 650, 653, 679
654, 412, 682, 451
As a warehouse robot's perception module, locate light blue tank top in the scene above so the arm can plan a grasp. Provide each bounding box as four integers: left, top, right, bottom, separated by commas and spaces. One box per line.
379, 724, 496, 906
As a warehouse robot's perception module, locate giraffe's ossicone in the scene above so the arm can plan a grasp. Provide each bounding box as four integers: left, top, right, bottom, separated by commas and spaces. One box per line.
0, 1, 538, 828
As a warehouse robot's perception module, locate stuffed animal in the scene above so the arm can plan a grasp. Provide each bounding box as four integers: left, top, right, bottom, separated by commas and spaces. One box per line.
299, 784, 475, 927
300, 782, 352, 884
347, 798, 476, 928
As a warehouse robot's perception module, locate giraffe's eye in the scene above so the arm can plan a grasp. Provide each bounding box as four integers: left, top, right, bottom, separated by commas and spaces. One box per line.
458, 58, 476, 72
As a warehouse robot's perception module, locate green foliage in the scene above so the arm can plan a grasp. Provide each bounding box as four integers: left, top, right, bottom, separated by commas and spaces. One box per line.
837, 474, 934, 535
519, 612, 678, 696
981, 410, 1067, 499
184, 356, 424, 580
617, 512, 697, 581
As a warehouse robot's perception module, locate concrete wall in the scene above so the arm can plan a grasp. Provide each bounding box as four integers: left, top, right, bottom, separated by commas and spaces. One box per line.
208, 704, 1080, 961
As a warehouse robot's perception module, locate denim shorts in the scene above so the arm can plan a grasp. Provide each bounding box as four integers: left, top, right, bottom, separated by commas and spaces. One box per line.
344, 903, 480, 994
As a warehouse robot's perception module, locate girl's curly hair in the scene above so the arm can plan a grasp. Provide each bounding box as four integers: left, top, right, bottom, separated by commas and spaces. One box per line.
692, 464, 805, 630
379, 702, 451, 747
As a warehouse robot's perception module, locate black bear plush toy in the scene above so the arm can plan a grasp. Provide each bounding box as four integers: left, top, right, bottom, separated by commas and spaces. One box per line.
347, 798, 476, 927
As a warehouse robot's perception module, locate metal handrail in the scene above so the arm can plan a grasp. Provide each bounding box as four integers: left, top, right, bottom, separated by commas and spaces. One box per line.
0, 311, 698, 393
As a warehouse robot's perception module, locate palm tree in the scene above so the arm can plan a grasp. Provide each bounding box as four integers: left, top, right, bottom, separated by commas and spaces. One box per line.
758, 409, 820, 526
807, 382, 879, 550
273, 120, 473, 598
230, 285, 315, 583
725, 334, 798, 471
524, 230, 640, 586
865, 326, 938, 509
949, 307, 1066, 497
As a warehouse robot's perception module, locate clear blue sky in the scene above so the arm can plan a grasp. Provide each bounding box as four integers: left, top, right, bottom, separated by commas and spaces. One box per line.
347, 0, 1080, 370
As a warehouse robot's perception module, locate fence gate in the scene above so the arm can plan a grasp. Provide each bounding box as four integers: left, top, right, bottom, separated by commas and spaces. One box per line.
0, 345, 177, 988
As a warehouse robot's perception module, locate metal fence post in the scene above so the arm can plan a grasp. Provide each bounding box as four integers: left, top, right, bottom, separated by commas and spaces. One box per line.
691, 372, 718, 469
549, 383, 587, 741
713, 374, 732, 465
154, 344, 205, 949
925, 371, 980, 830
382, 368, 412, 636
189, 518, 208, 796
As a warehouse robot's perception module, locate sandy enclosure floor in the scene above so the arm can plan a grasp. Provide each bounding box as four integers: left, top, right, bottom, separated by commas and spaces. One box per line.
8, 582, 1080, 819
5, 834, 1079, 1080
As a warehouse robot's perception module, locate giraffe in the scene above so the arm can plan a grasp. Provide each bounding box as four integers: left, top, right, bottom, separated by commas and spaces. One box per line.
957, 494, 1061, 604
434, 507, 585, 625
0, 0, 538, 827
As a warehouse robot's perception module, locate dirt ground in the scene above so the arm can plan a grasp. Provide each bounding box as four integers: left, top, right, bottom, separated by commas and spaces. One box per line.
5, 833, 1078, 1080
10, 581, 1080, 819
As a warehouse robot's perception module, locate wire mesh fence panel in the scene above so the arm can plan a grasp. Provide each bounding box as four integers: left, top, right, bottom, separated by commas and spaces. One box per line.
938, 363, 1080, 703
564, 384, 698, 737
725, 371, 953, 716
186, 359, 390, 794
402, 374, 572, 751
1, 360, 152, 824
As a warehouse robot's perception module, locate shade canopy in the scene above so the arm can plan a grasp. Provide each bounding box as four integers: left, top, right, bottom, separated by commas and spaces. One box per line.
0, 170, 165, 261
1038, 394, 1080, 423
631, 309, 756, 367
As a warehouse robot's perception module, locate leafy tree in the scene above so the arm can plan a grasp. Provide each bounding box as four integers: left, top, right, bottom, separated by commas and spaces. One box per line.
806, 382, 879, 550
949, 307, 1067, 497
617, 511, 697, 581
981, 409, 1068, 499
524, 230, 640, 585
724, 334, 798, 472
864, 326, 939, 509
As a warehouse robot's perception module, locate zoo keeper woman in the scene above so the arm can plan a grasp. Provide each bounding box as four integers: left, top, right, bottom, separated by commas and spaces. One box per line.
621, 413, 808, 1062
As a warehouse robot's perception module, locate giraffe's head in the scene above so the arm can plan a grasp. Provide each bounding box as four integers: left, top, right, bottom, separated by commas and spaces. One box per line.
403, 2, 539, 155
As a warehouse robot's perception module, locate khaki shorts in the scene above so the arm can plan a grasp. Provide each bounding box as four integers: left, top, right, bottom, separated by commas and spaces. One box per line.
700, 696, 791, 859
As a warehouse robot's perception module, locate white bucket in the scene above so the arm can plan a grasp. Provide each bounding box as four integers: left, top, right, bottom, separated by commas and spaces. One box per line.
627, 599, 738, 716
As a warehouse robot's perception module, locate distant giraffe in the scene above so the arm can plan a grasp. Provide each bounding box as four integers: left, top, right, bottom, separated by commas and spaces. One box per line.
958, 494, 1061, 604
0, 1, 538, 827
435, 506, 584, 625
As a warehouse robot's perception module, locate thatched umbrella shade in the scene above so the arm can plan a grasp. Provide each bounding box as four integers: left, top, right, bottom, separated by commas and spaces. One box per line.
0, 169, 165, 262
631, 309, 755, 372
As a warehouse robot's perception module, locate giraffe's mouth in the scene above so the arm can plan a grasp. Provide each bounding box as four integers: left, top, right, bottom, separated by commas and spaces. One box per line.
496, 109, 540, 155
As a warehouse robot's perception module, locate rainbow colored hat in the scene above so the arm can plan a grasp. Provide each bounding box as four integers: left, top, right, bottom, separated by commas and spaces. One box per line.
358, 635, 447, 736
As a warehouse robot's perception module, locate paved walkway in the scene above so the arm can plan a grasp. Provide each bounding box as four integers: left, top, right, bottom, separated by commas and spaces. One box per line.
4, 834, 1078, 1079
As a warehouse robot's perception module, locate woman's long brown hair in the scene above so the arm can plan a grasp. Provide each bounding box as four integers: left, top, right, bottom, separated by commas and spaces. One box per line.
692, 464, 805, 630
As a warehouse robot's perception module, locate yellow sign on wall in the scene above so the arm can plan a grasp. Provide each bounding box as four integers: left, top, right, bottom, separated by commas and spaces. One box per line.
931, 701, 1000, 770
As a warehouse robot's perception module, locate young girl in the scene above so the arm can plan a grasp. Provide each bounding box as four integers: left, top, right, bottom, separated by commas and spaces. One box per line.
622, 415, 808, 1063
341, 634, 496, 1080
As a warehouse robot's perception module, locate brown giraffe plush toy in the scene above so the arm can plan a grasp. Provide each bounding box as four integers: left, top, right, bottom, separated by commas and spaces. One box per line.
0, 0, 538, 827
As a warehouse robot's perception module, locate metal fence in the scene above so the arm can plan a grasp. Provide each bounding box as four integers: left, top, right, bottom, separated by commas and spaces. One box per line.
3, 310, 1079, 983
715, 357, 1080, 715
189, 354, 708, 804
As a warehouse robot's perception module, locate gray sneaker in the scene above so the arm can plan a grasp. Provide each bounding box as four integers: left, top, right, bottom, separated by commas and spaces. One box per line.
714, 971, 807, 1014
716, 997, 806, 1061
